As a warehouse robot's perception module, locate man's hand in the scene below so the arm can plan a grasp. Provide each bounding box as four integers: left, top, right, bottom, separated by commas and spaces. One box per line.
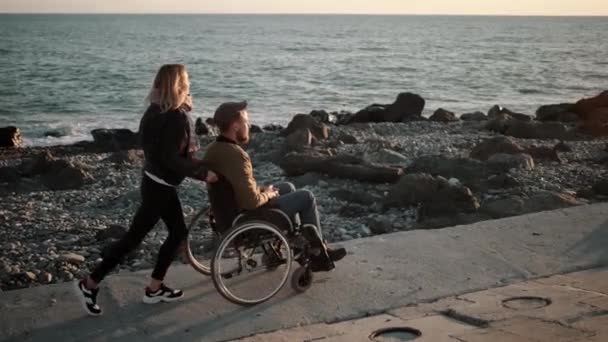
206, 170, 219, 183
261, 185, 275, 193
266, 189, 280, 200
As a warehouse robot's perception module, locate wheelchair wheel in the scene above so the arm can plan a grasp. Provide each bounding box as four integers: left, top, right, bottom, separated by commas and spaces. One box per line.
211, 221, 292, 306
185, 207, 217, 276
291, 266, 313, 293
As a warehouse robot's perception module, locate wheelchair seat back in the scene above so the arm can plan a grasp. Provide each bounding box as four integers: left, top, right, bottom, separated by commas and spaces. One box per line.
207, 176, 295, 234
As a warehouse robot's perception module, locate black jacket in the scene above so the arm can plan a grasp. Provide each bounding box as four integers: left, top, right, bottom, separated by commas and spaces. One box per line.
139, 103, 205, 186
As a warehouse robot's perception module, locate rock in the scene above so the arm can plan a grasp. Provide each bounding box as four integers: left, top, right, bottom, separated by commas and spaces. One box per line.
0, 126, 23, 148
386, 93, 426, 122
60, 253, 85, 265
0, 166, 20, 183
481, 191, 583, 219
310, 110, 337, 124
330, 189, 383, 206
91, 128, 139, 151
263, 124, 283, 132
290, 173, 321, 188
338, 132, 358, 144
554, 141, 573, 152
460, 112, 488, 121
488, 105, 532, 121
41, 159, 93, 191
486, 174, 521, 189
95, 225, 128, 241
282, 114, 329, 142
195, 117, 210, 135
279, 152, 403, 183
367, 148, 409, 165
250, 125, 264, 134
525, 146, 563, 163
19, 150, 56, 177
339, 204, 367, 218
485, 113, 513, 133
487, 153, 535, 171
23, 271, 37, 282
573, 90, 608, 118
536, 103, 579, 122
407, 155, 498, 191
352, 92, 425, 123
368, 218, 392, 235
470, 136, 525, 161
106, 150, 143, 165
385, 173, 480, 217
505, 121, 574, 140
285, 129, 312, 152
592, 180, 608, 196
572, 91, 608, 136
430, 108, 458, 123
39, 272, 53, 284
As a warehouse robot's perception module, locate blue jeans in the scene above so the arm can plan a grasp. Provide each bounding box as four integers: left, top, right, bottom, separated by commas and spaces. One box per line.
270, 182, 322, 236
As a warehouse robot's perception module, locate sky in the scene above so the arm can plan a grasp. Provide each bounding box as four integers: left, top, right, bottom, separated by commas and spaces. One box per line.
1, 0, 607, 16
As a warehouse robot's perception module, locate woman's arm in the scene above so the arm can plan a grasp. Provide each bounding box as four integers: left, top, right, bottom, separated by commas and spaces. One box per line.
159, 111, 207, 180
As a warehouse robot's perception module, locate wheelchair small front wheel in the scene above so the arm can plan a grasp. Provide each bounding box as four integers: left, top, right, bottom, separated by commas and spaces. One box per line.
212, 221, 292, 306
291, 266, 313, 293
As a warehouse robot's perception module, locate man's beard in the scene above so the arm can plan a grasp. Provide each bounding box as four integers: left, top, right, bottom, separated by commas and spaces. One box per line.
237, 131, 250, 145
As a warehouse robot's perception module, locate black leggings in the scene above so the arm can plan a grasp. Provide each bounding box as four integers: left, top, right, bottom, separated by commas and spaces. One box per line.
90, 175, 188, 283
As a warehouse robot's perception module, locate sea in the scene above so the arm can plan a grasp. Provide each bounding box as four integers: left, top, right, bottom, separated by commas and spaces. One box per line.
0, 14, 606, 146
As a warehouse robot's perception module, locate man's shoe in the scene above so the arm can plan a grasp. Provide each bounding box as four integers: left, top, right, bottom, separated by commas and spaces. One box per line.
143, 284, 184, 304
74, 280, 102, 316
328, 247, 346, 262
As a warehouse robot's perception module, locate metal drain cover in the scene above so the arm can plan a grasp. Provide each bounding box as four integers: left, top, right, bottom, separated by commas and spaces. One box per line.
502, 296, 551, 310
369, 327, 422, 341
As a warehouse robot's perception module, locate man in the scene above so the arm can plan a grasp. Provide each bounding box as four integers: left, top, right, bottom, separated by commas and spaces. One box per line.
204, 101, 346, 271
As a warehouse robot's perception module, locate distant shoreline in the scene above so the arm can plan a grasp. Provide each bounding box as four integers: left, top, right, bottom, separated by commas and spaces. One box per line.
1, 13, 607, 18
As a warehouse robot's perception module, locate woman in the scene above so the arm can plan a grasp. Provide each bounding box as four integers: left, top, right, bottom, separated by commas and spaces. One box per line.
75, 64, 216, 316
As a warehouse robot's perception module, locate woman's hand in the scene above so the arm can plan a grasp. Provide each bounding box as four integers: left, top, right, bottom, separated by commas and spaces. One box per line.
205, 170, 218, 183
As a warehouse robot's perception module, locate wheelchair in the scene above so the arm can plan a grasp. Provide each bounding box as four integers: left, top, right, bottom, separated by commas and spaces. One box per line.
184, 179, 319, 306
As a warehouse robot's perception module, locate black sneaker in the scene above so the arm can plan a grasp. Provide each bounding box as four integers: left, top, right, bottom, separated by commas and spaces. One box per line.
328, 247, 346, 262
74, 280, 102, 316
143, 284, 184, 304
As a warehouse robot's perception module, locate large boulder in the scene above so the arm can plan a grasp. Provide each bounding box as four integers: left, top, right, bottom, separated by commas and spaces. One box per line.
279, 152, 403, 183
460, 112, 488, 121
91, 129, 139, 151
470, 136, 525, 161
573, 90, 608, 118
352, 93, 425, 123
366, 148, 409, 165
285, 129, 312, 152
19, 150, 56, 176
0, 126, 23, 148
310, 110, 338, 125
407, 155, 499, 190
504, 121, 574, 140
485, 113, 513, 133
487, 153, 535, 171
488, 105, 532, 121
106, 150, 143, 165
40, 159, 94, 191
0, 167, 20, 183
525, 145, 563, 163
481, 191, 583, 219
536, 103, 579, 122
281, 114, 329, 142
385, 173, 480, 218
430, 108, 458, 123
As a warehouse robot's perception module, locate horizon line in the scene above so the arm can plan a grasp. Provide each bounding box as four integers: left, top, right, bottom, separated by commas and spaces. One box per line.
1, 12, 607, 17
